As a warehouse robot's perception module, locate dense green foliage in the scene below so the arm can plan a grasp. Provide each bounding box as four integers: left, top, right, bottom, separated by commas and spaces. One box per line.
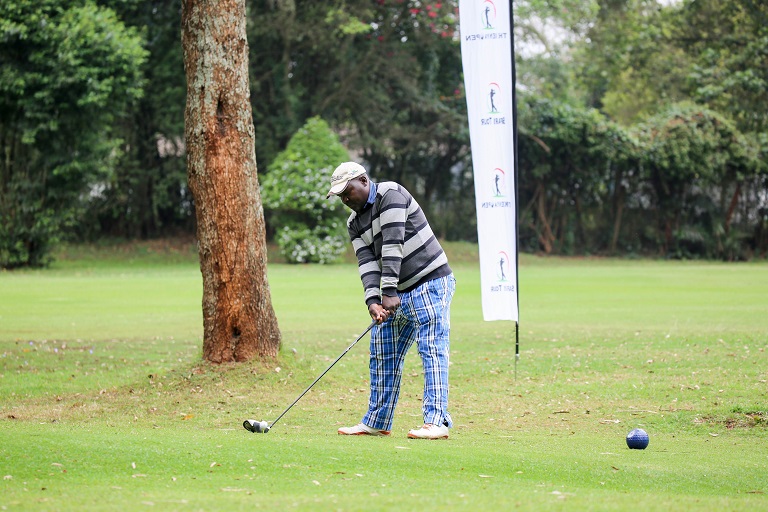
88, 0, 189, 240
260, 117, 350, 263
0, 0, 147, 268
1, 0, 766, 267
517, 97, 641, 255
517, 98, 763, 259
637, 103, 761, 259
571, 0, 767, 257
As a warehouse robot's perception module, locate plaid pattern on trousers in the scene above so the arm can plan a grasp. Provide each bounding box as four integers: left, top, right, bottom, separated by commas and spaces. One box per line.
362, 274, 456, 431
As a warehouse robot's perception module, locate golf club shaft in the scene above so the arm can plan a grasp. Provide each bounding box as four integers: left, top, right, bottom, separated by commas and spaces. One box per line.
268, 319, 377, 430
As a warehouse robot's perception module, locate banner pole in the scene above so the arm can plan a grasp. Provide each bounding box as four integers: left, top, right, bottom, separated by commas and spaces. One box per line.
514, 321, 519, 381
510, 0, 520, 381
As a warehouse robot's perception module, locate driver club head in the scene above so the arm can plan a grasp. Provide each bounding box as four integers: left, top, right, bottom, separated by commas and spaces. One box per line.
243, 419, 270, 433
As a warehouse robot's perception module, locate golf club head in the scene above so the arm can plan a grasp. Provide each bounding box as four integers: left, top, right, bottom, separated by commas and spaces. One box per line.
241, 322, 376, 436
243, 419, 270, 433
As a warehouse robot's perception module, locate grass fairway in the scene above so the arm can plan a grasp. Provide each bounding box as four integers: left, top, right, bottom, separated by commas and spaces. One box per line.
1, 242, 767, 511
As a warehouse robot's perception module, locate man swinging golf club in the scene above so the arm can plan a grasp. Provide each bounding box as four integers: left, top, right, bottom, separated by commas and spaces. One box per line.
327, 162, 456, 440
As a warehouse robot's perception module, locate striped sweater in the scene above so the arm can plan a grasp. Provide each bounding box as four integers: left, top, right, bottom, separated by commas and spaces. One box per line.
347, 181, 452, 306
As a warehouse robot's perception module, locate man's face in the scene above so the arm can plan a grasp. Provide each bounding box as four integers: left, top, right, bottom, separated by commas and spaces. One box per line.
338, 176, 369, 213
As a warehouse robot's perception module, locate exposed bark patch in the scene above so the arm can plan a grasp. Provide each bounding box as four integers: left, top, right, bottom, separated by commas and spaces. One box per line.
216, 96, 227, 137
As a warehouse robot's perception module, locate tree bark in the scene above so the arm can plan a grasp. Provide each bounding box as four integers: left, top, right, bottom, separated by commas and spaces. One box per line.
610, 168, 625, 254
535, 183, 554, 254
181, 0, 280, 362
724, 182, 741, 235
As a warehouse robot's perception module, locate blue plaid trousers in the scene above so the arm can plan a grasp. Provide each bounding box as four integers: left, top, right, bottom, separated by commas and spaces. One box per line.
362, 274, 456, 431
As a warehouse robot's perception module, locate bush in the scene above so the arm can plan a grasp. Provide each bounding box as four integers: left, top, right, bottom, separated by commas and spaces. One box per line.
0, 206, 59, 269
276, 221, 348, 264
261, 117, 351, 264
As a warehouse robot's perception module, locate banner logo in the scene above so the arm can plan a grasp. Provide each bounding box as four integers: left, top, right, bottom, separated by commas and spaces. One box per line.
491, 167, 506, 198
481, 166, 512, 209
496, 251, 509, 283
481, 82, 507, 126
490, 249, 515, 293
487, 82, 502, 114
462, 0, 507, 42
489, 249, 516, 293
480, 0, 498, 30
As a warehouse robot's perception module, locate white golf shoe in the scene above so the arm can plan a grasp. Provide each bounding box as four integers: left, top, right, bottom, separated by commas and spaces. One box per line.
338, 423, 391, 436
407, 423, 449, 439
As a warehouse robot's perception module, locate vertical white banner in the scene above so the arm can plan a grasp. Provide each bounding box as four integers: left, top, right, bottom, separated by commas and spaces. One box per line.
460, 0, 519, 322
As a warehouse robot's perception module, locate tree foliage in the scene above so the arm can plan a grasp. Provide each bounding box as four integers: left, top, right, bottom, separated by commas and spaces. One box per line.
575, 0, 691, 123
637, 103, 761, 259
677, 0, 768, 135
247, 1, 472, 239
87, 0, 189, 239
0, 0, 146, 268
517, 96, 641, 254
571, 0, 767, 257
516, 95, 763, 259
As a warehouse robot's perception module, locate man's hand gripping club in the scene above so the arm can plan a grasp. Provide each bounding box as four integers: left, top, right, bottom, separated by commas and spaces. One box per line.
368, 294, 401, 324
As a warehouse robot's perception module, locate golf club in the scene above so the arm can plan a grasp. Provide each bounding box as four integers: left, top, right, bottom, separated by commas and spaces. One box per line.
243, 319, 377, 434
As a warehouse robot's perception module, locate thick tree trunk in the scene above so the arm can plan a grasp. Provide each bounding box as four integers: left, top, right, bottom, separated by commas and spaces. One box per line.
181, 0, 280, 362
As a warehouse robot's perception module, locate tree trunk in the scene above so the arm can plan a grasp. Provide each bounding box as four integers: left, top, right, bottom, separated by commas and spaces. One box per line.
610, 198, 625, 254
723, 182, 741, 235
181, 0, 280, 362
535, 183, 554, 254
610, 168, 625, 254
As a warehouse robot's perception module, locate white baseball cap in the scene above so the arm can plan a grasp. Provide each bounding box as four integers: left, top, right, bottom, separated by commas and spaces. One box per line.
326, 162, 367, 198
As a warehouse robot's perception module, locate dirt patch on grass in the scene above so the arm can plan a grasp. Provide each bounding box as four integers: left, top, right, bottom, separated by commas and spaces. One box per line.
697, 410, 767, 429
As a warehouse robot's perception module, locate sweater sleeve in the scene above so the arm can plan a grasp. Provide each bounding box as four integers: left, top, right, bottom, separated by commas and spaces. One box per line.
349, 219, 382, 306
378, 189, 407, 297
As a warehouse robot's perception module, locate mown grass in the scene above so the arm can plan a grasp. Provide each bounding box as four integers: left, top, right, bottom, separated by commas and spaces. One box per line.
1, 241, 767, 511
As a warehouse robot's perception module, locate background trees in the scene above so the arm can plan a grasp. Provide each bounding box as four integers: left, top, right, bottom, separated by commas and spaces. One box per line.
1, 0, 766, 267
637, 103, 760, 259
517, 98, 642, 255
91, 0, 189, 240
572, 0, 766, 258
0, 0, 146, 267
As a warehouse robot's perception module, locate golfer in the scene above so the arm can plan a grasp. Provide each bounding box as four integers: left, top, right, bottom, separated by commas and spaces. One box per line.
326, 161, 456, 440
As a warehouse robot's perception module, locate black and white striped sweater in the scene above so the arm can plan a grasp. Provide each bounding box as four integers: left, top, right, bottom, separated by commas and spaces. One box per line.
346, 182, 452, 306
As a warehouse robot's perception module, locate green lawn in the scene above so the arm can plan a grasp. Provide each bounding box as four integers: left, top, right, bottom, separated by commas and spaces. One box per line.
1, 243, 766, 511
